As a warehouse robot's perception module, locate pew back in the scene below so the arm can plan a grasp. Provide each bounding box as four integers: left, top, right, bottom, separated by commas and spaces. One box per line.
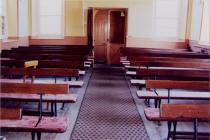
1, 82, 69, 94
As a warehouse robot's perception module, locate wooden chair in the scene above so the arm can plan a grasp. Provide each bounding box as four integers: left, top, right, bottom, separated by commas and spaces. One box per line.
23, 60, 39, 83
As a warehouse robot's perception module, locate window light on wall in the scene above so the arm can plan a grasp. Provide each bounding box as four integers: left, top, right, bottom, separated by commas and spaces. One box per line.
32, 0, 64, 39
0, 0, 7, 39
200, 0, 209, 45
152, 0, 188, 40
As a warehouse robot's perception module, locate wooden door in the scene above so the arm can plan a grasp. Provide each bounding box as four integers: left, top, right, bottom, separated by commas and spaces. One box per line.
94, 10, 108, 63
108, 10, 127, 65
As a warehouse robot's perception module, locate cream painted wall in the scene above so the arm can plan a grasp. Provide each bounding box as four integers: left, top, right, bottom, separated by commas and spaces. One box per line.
7, 0, 18, 37
84, 0, 154, 38
65, 0, 83, 36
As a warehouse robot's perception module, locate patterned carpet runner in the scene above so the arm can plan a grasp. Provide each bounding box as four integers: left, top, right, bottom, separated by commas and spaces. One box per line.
71, 65, 149, 140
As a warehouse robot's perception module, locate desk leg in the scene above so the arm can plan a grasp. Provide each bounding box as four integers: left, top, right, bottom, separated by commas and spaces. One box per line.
194, 119, 198, 140
167, 121, 172, 140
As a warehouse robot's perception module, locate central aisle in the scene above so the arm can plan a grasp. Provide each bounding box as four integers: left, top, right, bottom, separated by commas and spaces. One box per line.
71, 65, 149, 140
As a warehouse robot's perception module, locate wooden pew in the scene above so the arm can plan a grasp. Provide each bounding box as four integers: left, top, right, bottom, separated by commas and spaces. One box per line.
1, 53, 88, 61
129, 61, 210, 70
1, 60, 86, 69
0, 107, 69, 140
144, 104, 210, 140
3, 48, 92, 55
123, 56, 210, 63
1, 67, 84, 87
120, 48, 210, 59
0, 82, 77, 116
137, 80, 210, 108
130, 69, 210, 87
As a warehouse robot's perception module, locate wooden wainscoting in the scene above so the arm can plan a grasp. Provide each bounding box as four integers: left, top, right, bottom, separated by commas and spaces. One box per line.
126, 37, 188, 49
29, 36, 87, 45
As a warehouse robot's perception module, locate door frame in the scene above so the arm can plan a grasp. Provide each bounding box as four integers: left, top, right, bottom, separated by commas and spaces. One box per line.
89, 7, 128, 63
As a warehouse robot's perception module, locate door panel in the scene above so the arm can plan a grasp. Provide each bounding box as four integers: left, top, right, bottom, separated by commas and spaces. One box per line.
94, 10, 108, 62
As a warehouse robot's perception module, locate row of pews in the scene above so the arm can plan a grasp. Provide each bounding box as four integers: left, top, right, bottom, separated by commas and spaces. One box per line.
120, 47, 210, 140
0, 45, 94, 140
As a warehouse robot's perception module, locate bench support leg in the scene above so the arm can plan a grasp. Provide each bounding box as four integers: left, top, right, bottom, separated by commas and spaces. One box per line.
61, 103, 65, 110
51, 103, 54, 116
54, 102, 57, 116
167, 121, 172, 140
37, 132, 41, 140
194, 119, 198, 140
172, 121, 177, 140
31, 132, 35, 140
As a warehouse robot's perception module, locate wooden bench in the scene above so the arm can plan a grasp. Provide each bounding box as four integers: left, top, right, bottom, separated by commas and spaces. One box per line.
1, 53, 89, 61
128, 61, 210, 70
1, 67, 84, 87
120, 47, 210, 58
1, 60, 86, 69
137, 80, 210, 107
0, 107, 69, 140
0, 82, 77, 116
130, 69, 210, 87
125, 56, 210, 62
144, 104, 210, 140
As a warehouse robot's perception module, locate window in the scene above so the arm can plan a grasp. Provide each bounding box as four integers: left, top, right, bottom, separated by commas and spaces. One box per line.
200, 0, 209, 45
153, 0, 188, 40
32, 0, 64, 38
0, 0, 7, 39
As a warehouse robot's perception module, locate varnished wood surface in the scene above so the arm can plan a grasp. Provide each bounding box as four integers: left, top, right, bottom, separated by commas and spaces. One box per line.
1, 67, 80, 77
2, 53, 88, 61
120, 48, 209, 58
2, 49, 92, 55
130, 61, 210, 69
1, 60, 85, 69
127, 56, 210, 62
136, 69, 210, 80
1, 82, 69, 94
160, 104, 210, 121
146, 80, 210, 90
0, 108, 22, 120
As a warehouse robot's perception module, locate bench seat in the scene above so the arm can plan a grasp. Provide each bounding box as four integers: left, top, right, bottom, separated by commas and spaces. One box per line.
137, 90, 210, 100
0, 93, 77, 103
130, 79, 145, 86
1, 79, 84, 88
79, 70, 86, 75
126, 71, 137, 76
1, 116, 68, 133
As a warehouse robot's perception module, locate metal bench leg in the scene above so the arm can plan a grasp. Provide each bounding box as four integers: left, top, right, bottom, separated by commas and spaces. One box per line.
31, 132, 35, 140
51, 103, 54, 116
37, 132, 41, 140
172, 121, 177, 140
54, 102, 57, 116
155, 99, 158, 108
194, 119, 198, 140
158, 99, 161, 108
61, 103, 65, 110
167, 121, 172, 140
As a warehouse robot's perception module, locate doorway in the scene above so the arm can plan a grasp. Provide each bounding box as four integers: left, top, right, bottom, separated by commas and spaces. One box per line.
89, 8, 127, 64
